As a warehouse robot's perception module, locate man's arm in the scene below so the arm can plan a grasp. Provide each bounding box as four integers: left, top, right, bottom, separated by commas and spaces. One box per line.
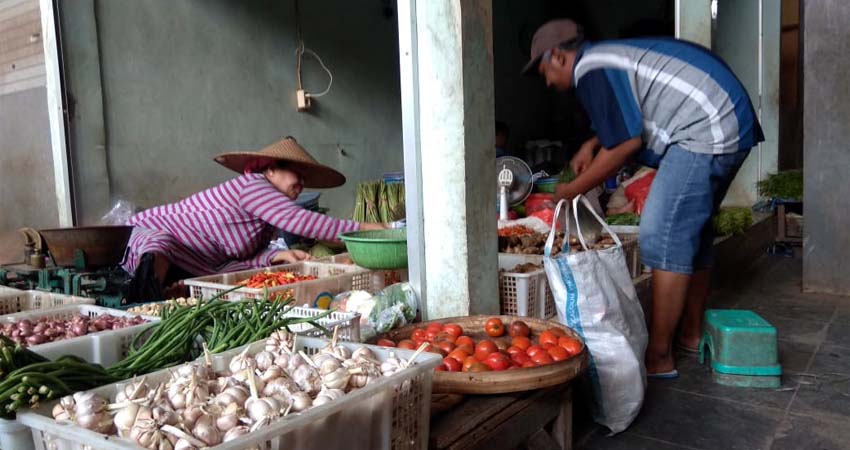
555, 137, 642, 201
571, 136, 601, 175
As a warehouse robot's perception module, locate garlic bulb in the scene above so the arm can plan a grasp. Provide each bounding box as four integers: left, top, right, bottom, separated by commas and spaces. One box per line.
223, 425, 250, 442
265, 329, 293, 354
351, 346, 375, 362
348, 363, 382, 389
380, 352, 403, 376
115, 379, 150, 404
262, 377, 298, 397
216, 403, 243, 432
152, 406, 178, 427
245, 396, 282, 423
312, 352, 338, 367
260, 365, 285, 383
192, 415, 222, 446
322, 344, 352, 360
73, 392, 112, 433
181, 404, 204, 429
215, 385, 249, 407
319, 357, 342, 376
273, 353, 291, 370
313, 387, 345, 407
114, 403, 151, 437
174, 439, 197, 450
254, 351, 275, 371
167, 378, 209, 410
229, 348, 256, 374
291, 364, 320, 394
287, 353, 306, 373
288, 391, 312, 412
322, 367, 351, 390
52, 395, 76, 421
130, 419, 173, 449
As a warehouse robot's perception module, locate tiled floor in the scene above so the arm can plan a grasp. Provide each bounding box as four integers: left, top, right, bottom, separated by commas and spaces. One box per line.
576, 255, 850, 450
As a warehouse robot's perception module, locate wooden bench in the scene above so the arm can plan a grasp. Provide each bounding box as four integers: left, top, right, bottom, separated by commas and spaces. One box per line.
430, 383, 573, 450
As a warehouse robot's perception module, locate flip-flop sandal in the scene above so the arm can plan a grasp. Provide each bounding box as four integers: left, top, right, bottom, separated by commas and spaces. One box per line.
647, 369, 679, 379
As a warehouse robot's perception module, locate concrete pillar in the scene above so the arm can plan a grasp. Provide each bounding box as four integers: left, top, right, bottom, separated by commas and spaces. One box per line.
675, 0, 712, 47
802, 0, 850, 296
398, 0, 499, 319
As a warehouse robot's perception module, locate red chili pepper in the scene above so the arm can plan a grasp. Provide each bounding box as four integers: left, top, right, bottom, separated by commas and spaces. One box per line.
239, 271, 317, 289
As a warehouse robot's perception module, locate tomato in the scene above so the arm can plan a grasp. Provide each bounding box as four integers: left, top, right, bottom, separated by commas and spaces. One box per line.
436, 341, 456, 355
511, 351, 531, 365
526, 345, 546, 357
467, 362, 491, 372
397, 339, 417, 350
376, 338, 396, 347
531, 352, 554, 365
511, 336, 532, 351
509, 320, 531, 338
508, 365, 521, 370
474, 340, 498, 361
505, 346, 524, 357
435, 364, 447, 372
425, 344, 446, 356
411, 328, 427, 343
448, 348, 470, 363
433, 332, 457, 345
522, 361, 537, 368
547, 346, 570, 362
558, 336, 582, 355
442, 324, 463, 338
443, 356, 462, 372
538, 331, 559, 348
455, 344, 474, 356
462, 356, 479, 372
540, 342, 556, 350
484, 352, 512, 371
484, 318, 506, 337
546, 327, 566, 337
425, 329, 440, 342
455, 336, 475, 348
426, 322, 444, 334
495, 340, 509, 352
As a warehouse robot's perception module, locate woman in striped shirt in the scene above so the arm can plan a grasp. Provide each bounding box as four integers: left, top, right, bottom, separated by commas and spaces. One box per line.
122, 137, 387, 301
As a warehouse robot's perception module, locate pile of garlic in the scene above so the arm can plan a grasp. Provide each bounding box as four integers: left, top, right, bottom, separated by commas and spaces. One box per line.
52, 330, 422, 450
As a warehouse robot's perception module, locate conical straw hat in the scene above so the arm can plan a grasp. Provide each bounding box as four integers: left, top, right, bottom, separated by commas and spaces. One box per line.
215, 137, 345, 188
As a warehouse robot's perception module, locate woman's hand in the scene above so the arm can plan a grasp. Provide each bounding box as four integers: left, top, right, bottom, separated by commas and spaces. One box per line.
271, 249, 311, 264
359, 222, 389, 231
554, 183, 578, 203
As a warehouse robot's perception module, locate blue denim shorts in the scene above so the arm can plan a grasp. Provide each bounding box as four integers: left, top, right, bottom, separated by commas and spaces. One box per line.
637, 145, 750, 274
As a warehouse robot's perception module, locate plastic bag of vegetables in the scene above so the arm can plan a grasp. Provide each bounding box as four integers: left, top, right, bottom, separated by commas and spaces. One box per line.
368, 283, 418, 334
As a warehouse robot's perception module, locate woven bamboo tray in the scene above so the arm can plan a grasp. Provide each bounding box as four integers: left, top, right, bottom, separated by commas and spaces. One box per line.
378, 315, 589, 394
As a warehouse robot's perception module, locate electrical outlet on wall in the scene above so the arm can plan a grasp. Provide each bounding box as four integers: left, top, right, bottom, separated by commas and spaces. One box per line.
296, 89, 311, 112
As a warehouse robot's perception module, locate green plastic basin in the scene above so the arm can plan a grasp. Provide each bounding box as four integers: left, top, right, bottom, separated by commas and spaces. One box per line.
339, 229, 408, 270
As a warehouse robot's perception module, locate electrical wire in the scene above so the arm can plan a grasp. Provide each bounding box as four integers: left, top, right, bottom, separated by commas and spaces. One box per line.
293, 0, 333, 98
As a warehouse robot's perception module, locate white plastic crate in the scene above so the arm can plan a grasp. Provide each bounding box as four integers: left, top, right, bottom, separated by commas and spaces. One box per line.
0, 290, 94, 317
306, 254, 410, 294
498, 253, 555, 319
18, 336, 441, 450
0, 305, 159, 364
185, 262, 377, 304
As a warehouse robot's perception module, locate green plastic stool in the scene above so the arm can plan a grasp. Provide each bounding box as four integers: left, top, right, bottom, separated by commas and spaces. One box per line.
699, 309, 782, 388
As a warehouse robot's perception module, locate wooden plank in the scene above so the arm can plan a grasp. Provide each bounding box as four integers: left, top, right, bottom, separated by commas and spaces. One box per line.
0, 36, 39, 66
0, 5, 37, 29
431, 394, 465, 416
447, 388, 564, 450
527, 430, 562, 450
0, 0, 36, 24
0, 73, 42, 94
551, 386, 573, 450
0, 51, 42, 75
0, 61, 41, 84
0, 19, 41, 54
431, 394, 519, 449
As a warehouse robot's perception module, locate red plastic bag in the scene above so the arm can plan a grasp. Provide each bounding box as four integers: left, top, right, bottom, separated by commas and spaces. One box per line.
624, 172, 656, 215
525, 193, 555, 214
529, 208, 556, 227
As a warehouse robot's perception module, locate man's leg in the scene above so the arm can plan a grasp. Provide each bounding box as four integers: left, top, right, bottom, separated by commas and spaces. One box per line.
646, 269, 691, 374
678, 269, 711, 350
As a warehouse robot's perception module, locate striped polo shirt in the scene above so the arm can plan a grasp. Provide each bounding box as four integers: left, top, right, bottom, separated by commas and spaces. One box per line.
572, 38, 764, 155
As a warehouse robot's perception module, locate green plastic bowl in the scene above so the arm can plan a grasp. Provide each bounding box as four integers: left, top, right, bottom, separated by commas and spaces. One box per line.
339, 229, 408, 270
535, 177, 559, 193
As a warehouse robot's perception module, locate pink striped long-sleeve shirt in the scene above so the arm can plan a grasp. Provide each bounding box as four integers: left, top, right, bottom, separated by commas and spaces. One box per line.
122, 173, 359, 276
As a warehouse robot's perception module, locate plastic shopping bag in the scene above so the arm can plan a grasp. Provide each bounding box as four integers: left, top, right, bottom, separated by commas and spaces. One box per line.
543, 196, 648, 434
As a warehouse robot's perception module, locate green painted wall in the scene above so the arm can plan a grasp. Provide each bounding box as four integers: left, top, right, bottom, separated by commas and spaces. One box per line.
60, 0, 404, 224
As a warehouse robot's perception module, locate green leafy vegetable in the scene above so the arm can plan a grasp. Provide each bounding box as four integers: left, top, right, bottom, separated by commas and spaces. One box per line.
757, 170, 803, 201
606, 213, 641, 226
713, 207, 753, 236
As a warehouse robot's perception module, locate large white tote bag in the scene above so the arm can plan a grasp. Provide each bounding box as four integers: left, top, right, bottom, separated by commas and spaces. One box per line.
543, 195, 648, 434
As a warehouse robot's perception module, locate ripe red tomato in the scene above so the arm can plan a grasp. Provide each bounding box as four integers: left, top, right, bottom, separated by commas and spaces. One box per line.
505, 345, 524, 357
462, 356, 479, 372
484, 352, 512, 371
411, 328, 427, 343
495, 340, 509, 352
455, 344, 474, 356
511, 351, 531, 365
474, 340, 498, 361
442, 324, 463, 338
538, 331, 559, 348
397, 339, 417, 350
484, 318, 506, 337
509, 320, 531, 338
511, 336, 532, 351
467, 362, 491, 372
531, 352, 554, 365
455, 336, 475, 348
426, 322, 444, 334
433, 332, 457, 344
547, 346, 570, 362
443, 356, 462, 372
376, 338, 396, 347
546, 327, 567, 337
522, 361, 537, 368
436, 341, 456, 355
558, 336, 582, 355
540, 342, 556, 350
448, 348, 470, 363
424, 343, 446, 356
526, 345, 546, 358
435, 364, 447, 372
425, 329, 440, 342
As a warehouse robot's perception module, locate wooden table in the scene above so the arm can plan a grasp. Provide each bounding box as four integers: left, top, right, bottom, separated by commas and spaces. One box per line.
429, 383, 574, 450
